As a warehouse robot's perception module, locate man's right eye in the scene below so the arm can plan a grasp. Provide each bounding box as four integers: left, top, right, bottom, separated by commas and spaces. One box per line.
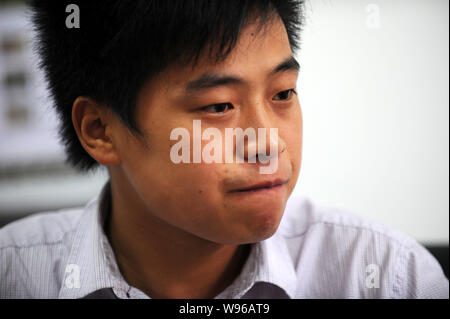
200, 103, 234, 114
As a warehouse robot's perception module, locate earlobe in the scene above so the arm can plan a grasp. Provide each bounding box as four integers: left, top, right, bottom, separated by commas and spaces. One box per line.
72, 97, 121, 166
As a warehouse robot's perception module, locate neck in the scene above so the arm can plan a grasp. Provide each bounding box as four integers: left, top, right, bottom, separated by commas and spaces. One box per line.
105, 177, 251, 299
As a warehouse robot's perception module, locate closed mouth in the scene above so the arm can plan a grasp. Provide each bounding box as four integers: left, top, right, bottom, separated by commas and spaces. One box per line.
230, 178, 289, 193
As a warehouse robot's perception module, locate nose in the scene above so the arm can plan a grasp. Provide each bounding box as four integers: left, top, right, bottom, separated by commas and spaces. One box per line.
237, 128, 286, 163
236, 101, 287, 163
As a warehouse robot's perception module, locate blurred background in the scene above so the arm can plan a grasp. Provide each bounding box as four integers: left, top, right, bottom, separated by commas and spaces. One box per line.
0, 0, 108, 226
0, 0, 448, 277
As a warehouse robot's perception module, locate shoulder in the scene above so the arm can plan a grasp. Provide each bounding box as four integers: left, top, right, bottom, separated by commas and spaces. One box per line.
280, 195, 412, 244
277, 195, 449, 298
0, 207, 82, 249
0, 207, 84, 298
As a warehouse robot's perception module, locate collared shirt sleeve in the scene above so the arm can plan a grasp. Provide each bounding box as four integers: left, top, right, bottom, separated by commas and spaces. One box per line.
1, 189, 448, 299
394, 239, 449, 299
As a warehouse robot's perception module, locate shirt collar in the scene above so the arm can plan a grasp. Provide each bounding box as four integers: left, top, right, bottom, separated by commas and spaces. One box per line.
58, 182, 130, 299
214, 231, 298, 299
59, 182, 298, 299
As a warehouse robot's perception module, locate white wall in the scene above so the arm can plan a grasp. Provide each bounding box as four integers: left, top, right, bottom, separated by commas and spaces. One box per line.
293, 0, 449, 243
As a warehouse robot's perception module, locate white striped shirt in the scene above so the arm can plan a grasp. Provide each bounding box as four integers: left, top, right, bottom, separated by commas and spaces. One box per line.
0, 183, 448, 298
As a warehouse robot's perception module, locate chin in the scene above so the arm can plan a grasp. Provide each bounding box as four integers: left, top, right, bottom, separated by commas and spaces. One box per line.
233, 207, 284, 244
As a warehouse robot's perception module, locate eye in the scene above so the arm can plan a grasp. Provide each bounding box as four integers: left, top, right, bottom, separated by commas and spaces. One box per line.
200, 103, 234, 114
273, 89, 297, 101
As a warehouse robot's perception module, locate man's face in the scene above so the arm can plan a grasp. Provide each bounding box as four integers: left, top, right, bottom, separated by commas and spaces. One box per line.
112, 17, 303, 244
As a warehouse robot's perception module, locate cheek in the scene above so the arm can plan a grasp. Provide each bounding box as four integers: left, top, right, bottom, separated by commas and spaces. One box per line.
128, 148, 226, 224
147, 164, 235, 240
290, 110, 303, 168
282, 104, 303, 187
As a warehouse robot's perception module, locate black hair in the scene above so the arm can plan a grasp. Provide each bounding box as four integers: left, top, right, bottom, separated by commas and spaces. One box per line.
29, 0, 304, 171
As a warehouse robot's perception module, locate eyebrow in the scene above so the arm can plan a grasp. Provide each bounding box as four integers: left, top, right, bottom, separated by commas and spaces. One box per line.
270, 56, 300, 75
184, 56, 300, 92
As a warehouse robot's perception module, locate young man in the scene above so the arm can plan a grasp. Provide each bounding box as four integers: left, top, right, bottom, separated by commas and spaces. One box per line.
0, 0, 448, 299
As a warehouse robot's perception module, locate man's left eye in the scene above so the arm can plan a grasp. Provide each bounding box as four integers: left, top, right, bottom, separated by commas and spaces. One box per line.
273, 89, 297, 101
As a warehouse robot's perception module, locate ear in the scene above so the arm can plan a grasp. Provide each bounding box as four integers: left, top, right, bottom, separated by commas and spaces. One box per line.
72, 97, 121, 166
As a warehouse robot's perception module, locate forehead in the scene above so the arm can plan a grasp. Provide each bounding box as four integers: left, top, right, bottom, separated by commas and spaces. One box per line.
147, 17, 293, 92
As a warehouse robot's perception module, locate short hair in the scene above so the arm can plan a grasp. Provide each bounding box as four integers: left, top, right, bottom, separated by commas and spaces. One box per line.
29, 0, 304, 171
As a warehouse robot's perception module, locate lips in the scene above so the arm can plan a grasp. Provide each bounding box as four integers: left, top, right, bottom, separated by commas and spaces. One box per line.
230, 178, 289, 193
